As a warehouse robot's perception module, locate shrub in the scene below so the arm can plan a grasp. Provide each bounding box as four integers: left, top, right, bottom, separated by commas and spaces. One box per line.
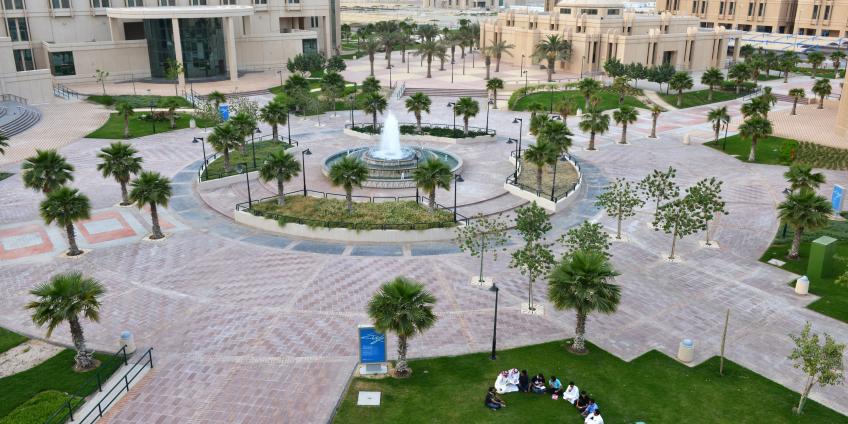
351, 124, 488, 138
720, 80, 757, 92
0, 391, 80, 424
138, 111, 169, 122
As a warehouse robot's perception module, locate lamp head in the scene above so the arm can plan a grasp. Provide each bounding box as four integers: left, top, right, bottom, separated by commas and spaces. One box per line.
447, 102, 455, 107
506, 138, 515, 144
303, 148, 312, 156
488, 98, 495, 105
192, 137, 201, 143
489, 284, 499, 293
512, 118, 522, 124
455, 174, 464, 182
236, 164, 246, 174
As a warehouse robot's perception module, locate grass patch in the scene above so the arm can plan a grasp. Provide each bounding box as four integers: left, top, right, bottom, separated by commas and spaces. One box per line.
0, 172, 12, 182
760, 217, 848, 323
758, 73, 783, 81
85, 113, 216, 139
705, 135, 848, 170
0, 349, 121, 419
87, 95, 191, 109
202, 139, 293, 180
0, 328, 27, 355
0, 390, 80, 424
512, 90, 646, 112
659, 89, 747, 109
333, 341, 845, 423
793, 67, 846, 80
515, 156, 580, 199
249, 196, 456, 230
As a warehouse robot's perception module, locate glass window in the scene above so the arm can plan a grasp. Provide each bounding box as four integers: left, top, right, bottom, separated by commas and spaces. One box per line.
287, 0, 299, 3
7, 18, 28, 41
50, 51, 76, 75
559, 7, 570, 13
824, 5, 831, 19
254, 0, 267, 4
747, 2, 753, 15
757, 3, 764, 16
91, 0, 109, 7
302, 38, 317, 54
3, 0, 25, 10
126, 0, 143, 5
811, 5, 818, 18
310, 16, 319, 27
692, 1, 697, 12
700, 1, 705, 13
729, 2, 734, 13
13, 48, 34, 71
719, 2, 724, 13
190, 0, 207, 5
607, 8, 619, 14
51, 0, 70, 8
159, 0, 175, 5
580, 8, 597, 14
221, 0, 236, 4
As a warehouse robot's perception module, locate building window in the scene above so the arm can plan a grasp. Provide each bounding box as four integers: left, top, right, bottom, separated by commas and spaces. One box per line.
673, 0, 679, 9
51, 0, 69, 7
287, 0, 299, 3
254, 0, 266, 4
757, 3, 764, 15
719, 2, 724, 13
2, 0, 25, 10
310, 16, 319, 27
91, 0, 109, 7
159, 0, 175, 5
126, 0, 142, 5
728, 1, 734, 13
6, 18, 28, 41
747, 2, 753, 15
607, 8, 619, 14
580, 8, 597, 14
559, 7, 571, 14
50, 51, 76, 76
700, 1, 705, 13
811, 5, 818, 18
221, 0, 236, 4
692, 1, 697, 12
190, 0, 206, 5
823, 5, 831, 19
755, 25, 772, 32
302, 38, 317, 54
13, 48, 34, 71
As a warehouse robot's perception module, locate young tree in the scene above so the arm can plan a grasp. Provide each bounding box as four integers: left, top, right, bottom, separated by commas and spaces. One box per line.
326, 55, 347, 73
812, 78, 832, 109
687, 177, 728, 246
649, 104, 662, 139
789, 88, 806, 115
208, 91, 227, 113
160, 97, 181, 129
207, 122, 240, 173
22, 149, 75, 194
707, 106, 730, 142
613, 105, 639, 144
486, 40, 515, 73
486, 78, 504, 109
359, 36, 381, 76
537, 119, 573, 158
556, 98, 579, 126
362, 91, 388, 130
780, 51, 799, 82
579, 106, 610, 151
328, 156, 369, 214
603, 57, 626, 78
455, 213, 510, 284
626, 62, 649, 88
230, 111, 257, 153
639, 166, 679, 218
653, 196, 702, 260
576, 78, 601, 110
806, 51, 825, 78
649, 63, 675, 94
548, 250, 621, 354
115, 102, 134, 138
94, 69, 109, 96
533, 35, 572, 82
558, 220, 611, 258
784, 164, 826, 194
778, 191, 831, 259
361, 75, 381, 94
669, 72, 694, 107
788, 322, 845, 415
727, 62, 750, 94
40, 187, 90, 256
26, 272, 105, 370
701, 67, 725, 101
738, 115, 773, 162
164, 59, 184, 95
510, 202, 555, 311
412, 158, 452, 212
320, 71, 346, 115
611, 76, 630, 105
129, 171, 172, 240
97, 142, 143, 206
454, 97, 479, 135
595, 178, 644, 240
415, 39, 440, 79
259, 150, 300, 206
405, 92, 432, 133
739, 44, 755, 59
741, 97, 770, 120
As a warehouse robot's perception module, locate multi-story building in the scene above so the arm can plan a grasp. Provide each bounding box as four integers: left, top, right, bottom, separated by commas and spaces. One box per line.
423, 0, 497, 10
793, 0, 848, 36
482, 0, 741, 76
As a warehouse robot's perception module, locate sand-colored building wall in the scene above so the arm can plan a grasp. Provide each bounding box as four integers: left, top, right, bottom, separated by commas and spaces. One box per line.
837, 72, 848, 135
0, 38, 53, 103
793, 0, 848, 36
43, 40, 151, 83
656, 0, 796, 33
423, 0, 497, 9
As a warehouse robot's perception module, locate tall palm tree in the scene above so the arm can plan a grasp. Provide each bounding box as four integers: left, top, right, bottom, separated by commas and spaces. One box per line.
328, 156, 369, 214
115, 102, 134, 138
412, 158, 452, 211
260, 99, 288, 142
758, 87, 778, 119
548, 250, 621, 354
486, 78, 504, 109
379, 30, 399, 69
435, 42, 449, 71
320, 72, 346, 114
727, 63, 750, 94
207, 90, 227, 113
486, 40, 515, 73
789, 88, 806, 115
416, 23, 439, 42
22, 149, 74, 194
360, 36, 381, 76
96, 142, 143, 206
784, 164, 826, 194
537, 119, 573, 157
669, 72, 694, 107
649, 104, 662, 139
259, 150, 300, 206
453, 97, 479, 135
231, 112, 257, 154
707, 106, 730, 142
747, 54, 764, 81
700, 67, 724, 101
160, 97, 181, 129
26, 272, 105, 370
778, 191, 831, 259
367, 277, 437, 376
207, 122, 241, 173
741, 97, 770, 119
556, 98, 578, 125
579, 107, 610, 151
812, 78, 831, 109
405, 92, 431, 133
524, 141, 557, 192
129, 171, 172, 240
780, 51, 799, 83
738, 115, 773, 162
362, 92, 388, 130
416, 39, 440, 78
576, 78, 601, 110
613, 105, 639, 144
806, 51, 825, 78
40, 187, 90, 256
533, 35, 572, 82
830, 51, 845, 76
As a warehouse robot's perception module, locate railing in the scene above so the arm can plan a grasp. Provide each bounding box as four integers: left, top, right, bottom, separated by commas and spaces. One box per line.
506, 150, 582, 202
52, 85, 80, 100
393, 81, 406, 100
741, 86, 763, 101
0, 93, 29, 104
197, 134, 299, 181
346, 122, 496, 137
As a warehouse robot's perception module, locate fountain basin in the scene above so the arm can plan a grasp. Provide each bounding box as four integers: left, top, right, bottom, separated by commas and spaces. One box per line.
324, 146, 463, 188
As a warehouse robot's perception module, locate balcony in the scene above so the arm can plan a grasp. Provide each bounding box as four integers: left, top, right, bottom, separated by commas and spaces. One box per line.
284, 0, 300, 10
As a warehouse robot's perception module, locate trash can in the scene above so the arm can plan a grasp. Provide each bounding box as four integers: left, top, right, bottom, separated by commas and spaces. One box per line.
795, 276, 810, 295
677, 339, 694, 363
119, 330, 136, 354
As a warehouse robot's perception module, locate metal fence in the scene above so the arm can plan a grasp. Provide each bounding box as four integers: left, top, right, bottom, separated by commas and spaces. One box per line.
507, 150, 582, 202
0, 93, 29, 104
197, 134, 299, 181
345, 122, 496, 137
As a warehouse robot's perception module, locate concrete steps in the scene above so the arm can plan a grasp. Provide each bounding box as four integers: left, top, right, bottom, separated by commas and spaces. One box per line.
0, 102, 41, 137
772, 93, 813, 104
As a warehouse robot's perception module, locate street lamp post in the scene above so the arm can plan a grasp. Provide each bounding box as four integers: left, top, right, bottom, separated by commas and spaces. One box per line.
522, 69, 528, 91
286, 108, 292, 143
149, 100, 156, 134
520, 54, 525, 75
349, 94, 356, 127
507, 137, 519, 180
485, 98, 494, 133
489, 284, 500, 360
301, 148, 312, 196
447, 102, 456, 132
513, 117, 523, 180
239, 164, 252, 207
193, 136, 207, 166
277, 69, 284, 88
251, 127, 260, 169
722, 120, 730, 151
453, 174, 463, 222
550, 159, 558, 201
580, 55, 586, 79
781, 187, 791, 237
388, 64, 394, 89
451, 60, 455, 83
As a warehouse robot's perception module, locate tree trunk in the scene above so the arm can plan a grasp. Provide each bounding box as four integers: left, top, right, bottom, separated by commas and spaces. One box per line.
748, 136, 757, 162
536, 165, 543, 192
493, 90, 498, 109
66, 224, 81, 256
714, 122, 721, 142
373, 111, 378, 130
584, 95, 590, 111
495, 57, 501, 72
169, 112, 176, 129
547, 64, 553, 82
788, 226, 803, 259
527, 275, 534, 310
223, 150, 231, 173
426, 56, 432, 78
439, 57, 445, 71
485, 60, 491, 80
277, 180, 285, 206
369, 55, 375, 76
818, 95, 824, 109
346, 189, 353, 215
588, 132, 596, 150
736, 84, 741, 94
705, 219, 712, 245
272, 124, 279, 141
708, 87, 714, 101
428, 188, 435, 212
396, 335, 410, 375
719, 308, 729, 376
463, 118, 469, 135
620, 123, 628, 144
401, 48, 406, 63
616, 215, 623, 239
795, 376, 815, 415
651, 116, 658, 138
68, 317, 95, 370
572, 311, 587, 353
677, 90, 683, 107
386, 48, 392, 68
416, 112, 422, 133
150, 203, 164, 239
124, 116, 130, 138
669, 232, 677, 260
784, 71, 789, 83
478, 235, 486, 282
120, 181, 130, 205
792, 98, 798, 115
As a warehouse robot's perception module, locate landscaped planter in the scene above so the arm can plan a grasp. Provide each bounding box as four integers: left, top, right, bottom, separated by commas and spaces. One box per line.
343, 128, 496, 144
504, 154, 584, 212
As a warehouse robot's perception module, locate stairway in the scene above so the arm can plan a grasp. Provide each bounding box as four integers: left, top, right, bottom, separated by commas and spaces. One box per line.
0, 101, 41, 137
401, 87, 489, 98
772, 93, 811, 104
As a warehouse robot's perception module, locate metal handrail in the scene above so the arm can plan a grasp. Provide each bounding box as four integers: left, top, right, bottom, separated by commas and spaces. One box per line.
346, 122, 496, 136
0, 93, 29, 104
197, 135, 299, 181
71, 348, 154, 424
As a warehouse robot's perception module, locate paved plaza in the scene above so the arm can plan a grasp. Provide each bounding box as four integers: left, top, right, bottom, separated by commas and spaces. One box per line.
1, 71, 847, 423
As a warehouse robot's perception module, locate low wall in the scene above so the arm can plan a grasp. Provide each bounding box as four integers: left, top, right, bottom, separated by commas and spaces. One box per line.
234, 210, 459, 243
505, 155, 583, 212
343, 128, 497, 144
197, 170, 259, 190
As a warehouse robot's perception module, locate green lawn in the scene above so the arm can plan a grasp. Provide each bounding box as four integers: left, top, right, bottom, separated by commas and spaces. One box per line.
87, 95, 191, 109
85, 113, 216, 139
793, 68, 846, 80
0, 328, 27, 355
758, 73, 783, 81
0, 349, 121, 420
512, 90, 646, 113
705, 136, 848, 170
0, 390, 79, 424
760, 216, 848, 323
333, 341, 844, 423
202, 139, 293, 180
659, 89, 747, 109
0, 172, 11, 182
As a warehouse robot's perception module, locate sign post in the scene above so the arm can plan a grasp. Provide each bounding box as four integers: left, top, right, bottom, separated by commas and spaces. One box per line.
358, 325, 388, 375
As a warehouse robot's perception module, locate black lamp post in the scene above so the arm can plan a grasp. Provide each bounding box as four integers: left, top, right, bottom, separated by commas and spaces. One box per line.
489, 284, 500, 360
522, 69, 528, 91
485, 98, 494, 133
451, 59, 455, 83
722, 119, 730, 151
414, 152, 420, 201
193, 136, 206, 166
349, 94, 356, 127
149, 100, 156, 134
453, 174, 463, 222
550, 158, 558, 201
238, 163, 252, 207
520, 54, 525, 75
286, 108, 292, 143
507, 137, 518, 180
782, 187, 791, 238
513, 117, 523, 159
388, 64, 394, 89
447, 102, 456, 132
301, 148, 312, 196
251, 127, 260, 168
276, 69, 284, 88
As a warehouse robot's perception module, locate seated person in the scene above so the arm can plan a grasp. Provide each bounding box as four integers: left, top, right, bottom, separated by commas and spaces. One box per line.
575, 392, 590, 411
581, 399, 599, 417
562, 382, 579, 404
507, 368, 520, 388
494, 370, 518, 394
584, 410, 604, 424
485, 387, 506, 410
531, 373, 547, 394
547, 375, 563, 395
518, 370, 530, 393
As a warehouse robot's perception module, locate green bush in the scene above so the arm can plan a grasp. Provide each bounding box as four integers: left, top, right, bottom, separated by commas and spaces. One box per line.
0, 391, 79, 424
720, 80, 757, 92
351, 125, 488, 138
87, 95, 191, 109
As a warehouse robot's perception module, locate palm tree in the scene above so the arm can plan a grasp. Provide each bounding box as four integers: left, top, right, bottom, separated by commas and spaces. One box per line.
416, 23, 439, 42
524, 141, 557, 192
784, 164, 826, 194
362, 92, 387, 130
360, 36, 381, 76
649, 104, 662, 139
758, 87, 777, 119
778, 191, 831, 259
207, 122, 241, 173
453, 97, 479, 135
0, 132, 7, 155
160, 97, 181, 129
579, 107, 610, 151
727, 63, 750, 94
320, 72, 346, 114
40, 187, 90, 256
556, 98, 578, 125
405, 92, 431, 133
613, 106, 639, 144
533, 34, 572, 82
789, 88, 806, 115
231, 112, 257, 154
208, 90, 227, 113
483, 51, 492, 80
738, 115, 773, 162
747, 54, 764, 81
259, 99, 288, 142
328, 156, 369, 214
379, 30, 398, 69
830, 51, 845, 76
129, 171, 172, 240
812, 78, 831, 109
806, 51, 825, 78
707, 106, 729, 142
741, 97, 770, 119
548, 250, 621, 354
700, 67, 724, 101
576, 78, 601, 110
259, 150, 300, 206
780, 51, 799, 83
26, 272, 105, 370
416, 39, 440, 78
435, 42, 448, 71
537, 119, 573, 157
22, 149, 74, 194
486, 78, 504, 109
412, 158, 452, 211
96, 142, 143, 205
669, 72, 694, 107
486, 40, 515, 73
367, 277, 437, 377
115, 102, 134, 138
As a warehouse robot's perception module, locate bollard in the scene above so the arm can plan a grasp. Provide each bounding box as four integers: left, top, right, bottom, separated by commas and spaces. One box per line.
677, 339, 694, 363
119, 330, 136, 355
795, 276, 810, 295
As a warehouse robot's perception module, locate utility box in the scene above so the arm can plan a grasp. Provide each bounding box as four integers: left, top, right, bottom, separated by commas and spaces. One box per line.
807, 236, 837, 280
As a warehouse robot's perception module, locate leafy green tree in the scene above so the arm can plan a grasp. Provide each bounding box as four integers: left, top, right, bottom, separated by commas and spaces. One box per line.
610, 77, 630, 105
626, 62, 649, 88
528, 103, 548, 135
741, 97, 770, 119
579, 106, 610, 151
362, 91, 387, 130
778, 191, 831, 259
286, 52, 326, 77
320, 71, 346, 115
160, 97, 181, 129
669, 72, 694, 107
328, 156, 369, 214
763, 51, 779, 76
486, 40, 515, 73
595, 178, 644, 239
26, 272, 105, 370
40, 187, 90, 256
653, 195, 703, 260
649, 104, 662, 139
648, 63, 675, 94
687, 177, 728, 246
405, 92, 431, 133
558, 220, 611, 258
208, 122, 240, 173
129, 171, 172, 240
537, 119, 573, 157
533, 35, 572, 82
367, 277, 437, 377
639, 166, 679, 218
259, 150, 300, 206
758, 87, 778, 119
548, 250, 621, 354
812, 78, 832, 109
114, 102, 134, 138
806, 51, 825, 78
22, 149, 74, 194
260, 99, 288, 142
231, 111, 257, 154
97, 142, 143, 206
523, 141, 557, 193
208, 91, 227, 112
747, 53, 764, 81
784, 164, 826, 194
164, 59, 183, 95
739, 44, 754, 59
707, 106, 730, 142
727, 62, 750, 94
701, 67, 724, 101
613, 105, 639, 144
486, 78, 504, 109
789, 88, 806, 115
412, 158, 452, 212
284, 74, 310, 99
455, 213, 510, 284
94, 69, 109, 96
327, 55, 347, 73
453, 97, 479, 135
738, 115, 773, 162
603, 57, 626, 78
788, 322, 845, 415
576, 78, 601, 110
510, 202, 555, 311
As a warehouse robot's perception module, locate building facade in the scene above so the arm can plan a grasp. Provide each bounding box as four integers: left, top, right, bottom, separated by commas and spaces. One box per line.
423, 0, 497, 10
482, 0, 741, 76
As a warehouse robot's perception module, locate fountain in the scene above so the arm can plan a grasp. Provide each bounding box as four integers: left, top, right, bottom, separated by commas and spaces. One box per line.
324, 112, 462, 188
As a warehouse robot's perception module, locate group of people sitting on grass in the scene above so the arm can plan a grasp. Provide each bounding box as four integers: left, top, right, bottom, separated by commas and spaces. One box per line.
487, 369, 604, 423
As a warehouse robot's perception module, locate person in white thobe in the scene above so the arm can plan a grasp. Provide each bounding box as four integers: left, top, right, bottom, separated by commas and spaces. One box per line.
584, 411, 604, 424
562, 382, 579, 404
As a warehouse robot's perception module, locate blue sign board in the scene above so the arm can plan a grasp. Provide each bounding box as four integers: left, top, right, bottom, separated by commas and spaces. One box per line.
833, 185, 844, 213
219, 104, 229, 121
358, 325, 387, 363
